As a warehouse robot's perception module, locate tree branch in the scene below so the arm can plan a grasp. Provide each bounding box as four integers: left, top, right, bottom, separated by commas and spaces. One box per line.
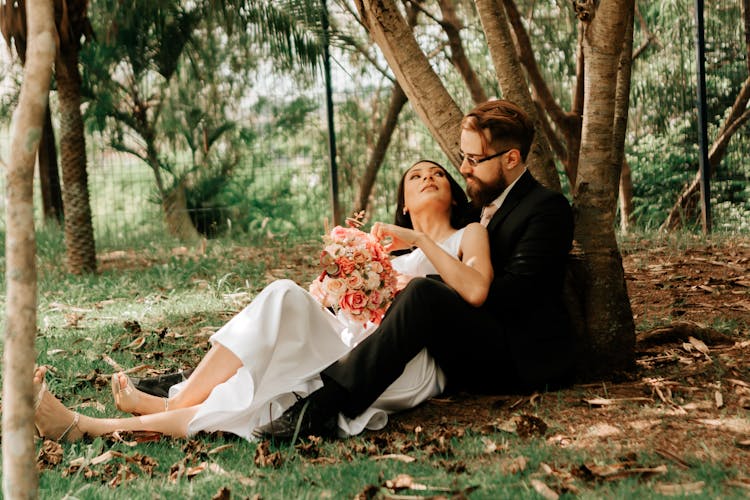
503, 0, 569, 129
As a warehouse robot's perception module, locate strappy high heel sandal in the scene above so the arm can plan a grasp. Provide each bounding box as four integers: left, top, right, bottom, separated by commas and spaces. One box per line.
33, 374, 81, 442
112, 372, 168, 414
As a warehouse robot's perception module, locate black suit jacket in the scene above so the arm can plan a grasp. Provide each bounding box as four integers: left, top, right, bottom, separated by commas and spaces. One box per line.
323, 170, 574, 414
481, 169, 574, 388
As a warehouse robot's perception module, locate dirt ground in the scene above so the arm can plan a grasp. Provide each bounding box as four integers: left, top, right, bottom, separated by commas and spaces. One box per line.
386, 238, 750, 480
98, 237, 750, 486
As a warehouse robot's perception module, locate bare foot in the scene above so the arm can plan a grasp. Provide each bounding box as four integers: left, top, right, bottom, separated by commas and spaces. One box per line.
33, 367, 83, 442
112, 372, 166, 415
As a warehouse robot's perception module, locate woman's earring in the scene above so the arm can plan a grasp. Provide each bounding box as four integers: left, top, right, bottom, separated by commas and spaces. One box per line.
402, 207, 408, 215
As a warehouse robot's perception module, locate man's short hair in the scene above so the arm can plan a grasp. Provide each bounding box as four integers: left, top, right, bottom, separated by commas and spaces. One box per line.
461, 100, 535, 161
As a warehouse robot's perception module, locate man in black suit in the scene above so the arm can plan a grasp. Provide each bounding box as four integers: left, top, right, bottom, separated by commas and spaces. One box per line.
255, 99, 575, 439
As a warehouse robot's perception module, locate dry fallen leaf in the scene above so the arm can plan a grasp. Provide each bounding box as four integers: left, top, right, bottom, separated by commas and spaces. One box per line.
653, 481, 705, 495
695, 418, 750, 434
36, 439, 63, 469
69, 450, 123, 468
254, 440, 283, 468
583, 397, 652, 407
530, 479, 559, 500
207, 444, 234, 455
687, 336, 711, 358
125, 336, 146, 350
498, 455, 527, 474
370, 453, 416, 463
481, 437, 498, 454
385, 474, 427, 491
211, 486, 231, 500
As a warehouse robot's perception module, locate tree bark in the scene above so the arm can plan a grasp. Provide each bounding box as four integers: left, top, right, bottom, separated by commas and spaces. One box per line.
569, 0, 636, 377
619, 159, 634, 233
354, 0, 464, 170
614, 10, 635, 233
354, 82, 409, 214
38, 101, 64, 224
56, 39, 97, 273
474, 0, 561, 191
163, 181, 203, 243
437, 0, 487, 104
3, 0, 55, 497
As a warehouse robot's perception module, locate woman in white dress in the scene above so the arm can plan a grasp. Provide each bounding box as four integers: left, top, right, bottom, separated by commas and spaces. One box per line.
33, 160, 493, 442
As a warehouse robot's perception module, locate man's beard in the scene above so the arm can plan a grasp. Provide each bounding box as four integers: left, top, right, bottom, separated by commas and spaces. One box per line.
465, 174, 507, 208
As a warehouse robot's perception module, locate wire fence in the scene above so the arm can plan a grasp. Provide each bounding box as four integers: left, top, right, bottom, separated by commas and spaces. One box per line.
0, 0, 748, 251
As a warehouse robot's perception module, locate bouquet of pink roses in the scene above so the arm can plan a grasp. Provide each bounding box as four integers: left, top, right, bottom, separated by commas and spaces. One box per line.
309, 225, 398, 326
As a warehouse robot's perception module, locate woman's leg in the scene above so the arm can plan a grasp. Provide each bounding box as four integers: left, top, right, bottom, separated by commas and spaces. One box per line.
113, 343, 242, 415
35, 367, 199, 442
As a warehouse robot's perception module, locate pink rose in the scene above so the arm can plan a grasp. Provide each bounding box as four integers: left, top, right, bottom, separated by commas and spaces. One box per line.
308, 279, 330, 306
368, 289, 384, 307
337, 257, 356, 276
339, 290, 368, 315
323, 277, 346, 298
346, 271, 365, 290
365, 272, 381, 290
330, 226, 349, 240
352, 250, 368, 264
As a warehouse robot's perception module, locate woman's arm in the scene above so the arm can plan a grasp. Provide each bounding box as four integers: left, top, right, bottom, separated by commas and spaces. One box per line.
373, 222, 493, 307
417, 223, 492, 306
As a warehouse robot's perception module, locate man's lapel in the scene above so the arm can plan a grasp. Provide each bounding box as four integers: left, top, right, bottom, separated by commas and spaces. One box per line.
485, 170, 536, 233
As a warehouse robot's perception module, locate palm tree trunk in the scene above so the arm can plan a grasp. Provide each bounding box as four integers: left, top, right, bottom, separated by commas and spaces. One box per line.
55, 41, 97, 273
3, 0, 55, 497
38, 102, 64, 223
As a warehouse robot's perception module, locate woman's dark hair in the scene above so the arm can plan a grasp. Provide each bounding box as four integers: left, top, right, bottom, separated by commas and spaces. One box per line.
394, 160, 479, 230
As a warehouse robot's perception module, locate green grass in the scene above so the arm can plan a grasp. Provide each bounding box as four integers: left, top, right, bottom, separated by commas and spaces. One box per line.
2, 228, 749, 498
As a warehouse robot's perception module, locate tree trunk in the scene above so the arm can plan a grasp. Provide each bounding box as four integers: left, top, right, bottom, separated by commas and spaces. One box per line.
619, 159, 634, 233
55, 41, 97, 274
38, 101, 64, 224
569, 0, 636, 377
614, 11, 635, 234
354, 82, 408, 214
474, 0, 561, 191
503, 0, 583, 190
437, 0, 487, 104
164, 181, 202, 243
354, 0, 464, 170
3, 0, 55, 497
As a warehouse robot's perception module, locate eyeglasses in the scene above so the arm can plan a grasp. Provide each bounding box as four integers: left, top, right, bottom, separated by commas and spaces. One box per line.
459, 148, 511, 167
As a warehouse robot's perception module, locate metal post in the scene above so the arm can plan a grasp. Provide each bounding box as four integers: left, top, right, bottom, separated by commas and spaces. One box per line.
321, 0, 341, 225
694, 0, 711, 234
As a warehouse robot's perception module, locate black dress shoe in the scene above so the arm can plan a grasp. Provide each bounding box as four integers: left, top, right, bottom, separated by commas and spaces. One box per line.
253, 393, 338, 442
133, 369, 194, 398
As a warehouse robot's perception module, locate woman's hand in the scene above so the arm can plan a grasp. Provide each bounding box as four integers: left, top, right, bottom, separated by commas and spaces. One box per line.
371, 222, 421, 252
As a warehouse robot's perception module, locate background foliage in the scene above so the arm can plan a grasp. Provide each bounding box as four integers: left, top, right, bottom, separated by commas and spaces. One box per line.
0, 0, 748, 250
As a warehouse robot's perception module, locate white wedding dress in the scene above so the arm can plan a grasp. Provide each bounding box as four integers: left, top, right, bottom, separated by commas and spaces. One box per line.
172, 228, 465, 440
